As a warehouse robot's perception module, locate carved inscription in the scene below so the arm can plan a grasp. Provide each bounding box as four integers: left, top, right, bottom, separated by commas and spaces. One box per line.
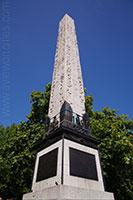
48, 15, 85, 118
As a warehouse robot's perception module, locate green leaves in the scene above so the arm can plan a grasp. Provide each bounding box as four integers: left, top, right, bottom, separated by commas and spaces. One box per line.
27, 83, 51, 123
0, 84, 51, 199
0, 122, 45, 199
86, 103, 133, 200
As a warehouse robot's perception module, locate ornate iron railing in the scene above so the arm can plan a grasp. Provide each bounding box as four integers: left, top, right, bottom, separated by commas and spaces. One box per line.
47, 111, 90, 135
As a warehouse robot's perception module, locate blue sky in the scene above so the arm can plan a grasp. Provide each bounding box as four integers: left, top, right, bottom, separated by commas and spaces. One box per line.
0, 0, 133, 125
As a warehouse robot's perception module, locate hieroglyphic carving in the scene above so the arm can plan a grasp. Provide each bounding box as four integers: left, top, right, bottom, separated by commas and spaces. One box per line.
48, 14, 85, 119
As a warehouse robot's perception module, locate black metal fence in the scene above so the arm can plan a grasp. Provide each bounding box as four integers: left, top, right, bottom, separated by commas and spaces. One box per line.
47, 111, 90, 135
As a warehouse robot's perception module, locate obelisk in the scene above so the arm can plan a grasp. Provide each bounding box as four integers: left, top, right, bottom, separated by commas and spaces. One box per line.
23, 14, 114, 200
48, 14, 85, 119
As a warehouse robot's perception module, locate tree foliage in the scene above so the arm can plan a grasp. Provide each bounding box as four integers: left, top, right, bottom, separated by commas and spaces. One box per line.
27, 83, 51, 123
0, 84, 133, 200
0, 122, 46, 199
90, 107, 133, 200
0, 84, 51, 199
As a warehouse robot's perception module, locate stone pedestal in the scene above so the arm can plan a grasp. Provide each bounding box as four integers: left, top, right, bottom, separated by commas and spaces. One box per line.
23, 126, 114, 200
23, 185, 114, 200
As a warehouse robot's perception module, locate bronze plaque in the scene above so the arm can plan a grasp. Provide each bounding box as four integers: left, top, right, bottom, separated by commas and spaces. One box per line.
70, 147, 98, 180
36, 148, 58, 182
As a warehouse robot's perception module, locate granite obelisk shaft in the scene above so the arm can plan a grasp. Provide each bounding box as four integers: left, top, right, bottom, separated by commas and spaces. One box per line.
48, 14, 85, 119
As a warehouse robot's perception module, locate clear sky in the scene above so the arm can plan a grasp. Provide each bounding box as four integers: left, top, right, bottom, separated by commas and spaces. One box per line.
0, 0, 133, 125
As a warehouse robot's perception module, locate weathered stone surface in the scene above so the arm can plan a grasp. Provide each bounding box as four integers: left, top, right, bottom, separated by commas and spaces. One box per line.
23, 185, 114, 200
32, 139, 104, 192
48, 14, 85, 119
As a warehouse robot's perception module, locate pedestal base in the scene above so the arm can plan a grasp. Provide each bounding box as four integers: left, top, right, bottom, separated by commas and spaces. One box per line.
23, 185, 114, 200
